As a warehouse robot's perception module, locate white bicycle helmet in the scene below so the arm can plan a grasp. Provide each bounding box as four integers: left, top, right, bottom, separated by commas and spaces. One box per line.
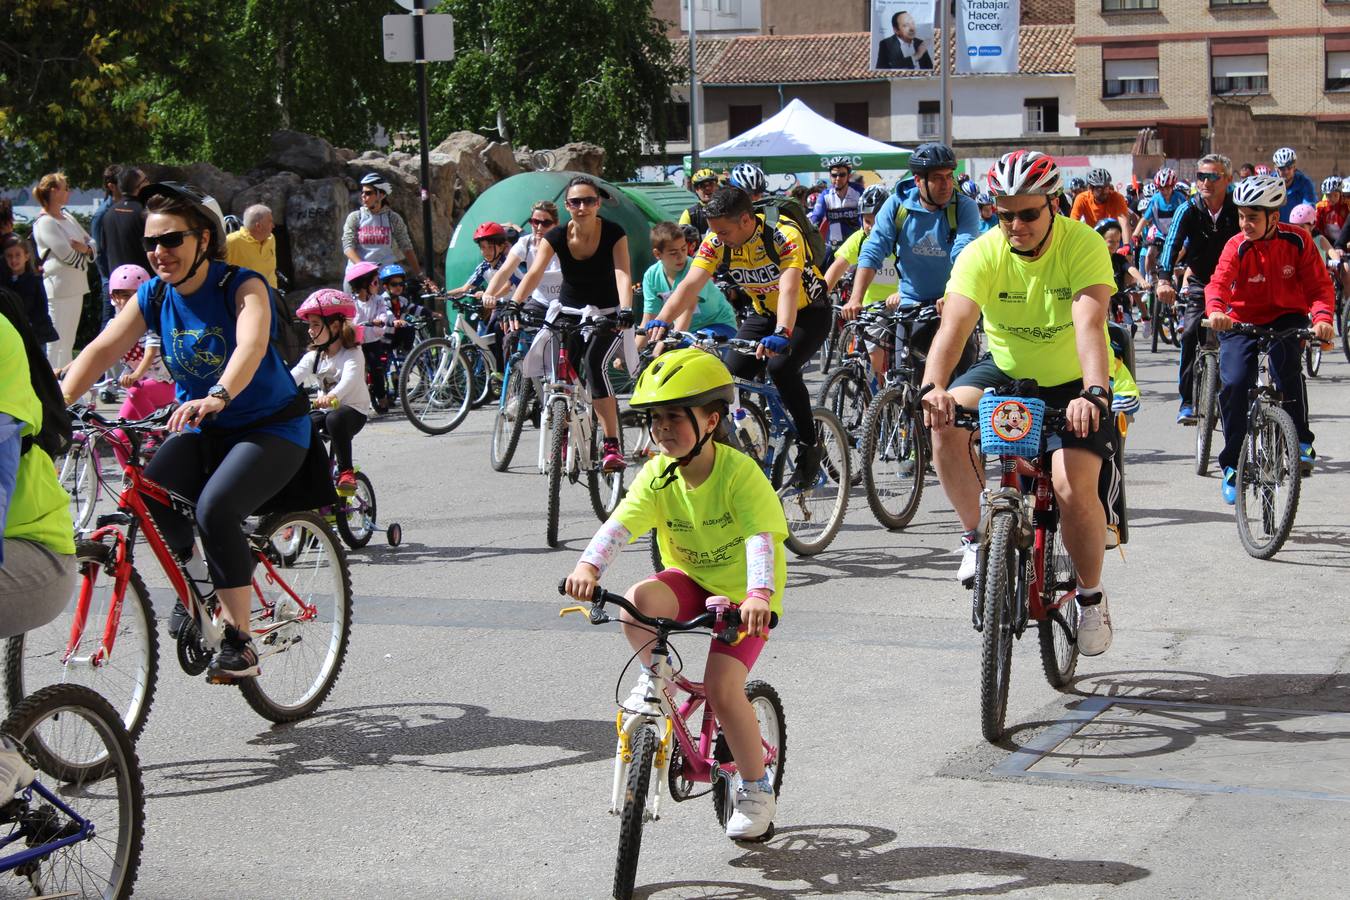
986, 150, 1063, 197
1322, 176, 1343, 195
859, 184, 889, 215
1232, 175, 1287, 209
1272, 147, 1297, 168
729, 163, 767, 195
1086, 167, 1112, 188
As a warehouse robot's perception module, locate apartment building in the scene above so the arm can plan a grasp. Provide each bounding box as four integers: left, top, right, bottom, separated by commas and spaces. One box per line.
1076, 0, 1350, 156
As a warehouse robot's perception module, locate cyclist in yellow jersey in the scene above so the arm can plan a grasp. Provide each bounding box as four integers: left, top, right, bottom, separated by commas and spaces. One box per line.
647, 187, 831, 487
678, 168, 719, 236
921, 150, 1118, 657
563, 348, 786, 840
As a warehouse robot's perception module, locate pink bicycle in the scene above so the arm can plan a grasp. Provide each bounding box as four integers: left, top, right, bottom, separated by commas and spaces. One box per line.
558, 584, 785, 900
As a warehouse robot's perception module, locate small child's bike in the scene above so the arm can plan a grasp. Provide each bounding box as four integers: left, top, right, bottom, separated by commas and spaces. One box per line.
557, 583, 785, 900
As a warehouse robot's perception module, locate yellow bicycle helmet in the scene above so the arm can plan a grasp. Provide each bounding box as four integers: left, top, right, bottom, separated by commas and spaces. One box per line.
691, 168, 718, 186
631, 348, 735, 411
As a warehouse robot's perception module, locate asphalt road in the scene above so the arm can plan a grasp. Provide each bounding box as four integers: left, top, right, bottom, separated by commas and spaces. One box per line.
77, 336, 1350, 898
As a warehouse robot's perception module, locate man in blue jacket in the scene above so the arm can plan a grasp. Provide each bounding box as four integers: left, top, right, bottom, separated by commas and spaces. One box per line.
844, 142, 982, 369
1273, 146, 1316, 223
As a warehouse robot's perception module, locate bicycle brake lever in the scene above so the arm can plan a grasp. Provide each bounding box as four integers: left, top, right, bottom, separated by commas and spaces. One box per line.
558, 605, 588, 618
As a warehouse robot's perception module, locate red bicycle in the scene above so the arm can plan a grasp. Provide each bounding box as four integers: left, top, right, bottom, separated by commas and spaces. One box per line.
4, 406, 354, 745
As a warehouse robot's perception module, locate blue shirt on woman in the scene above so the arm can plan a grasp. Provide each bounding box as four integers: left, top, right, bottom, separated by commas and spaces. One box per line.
137, 261, 308, 448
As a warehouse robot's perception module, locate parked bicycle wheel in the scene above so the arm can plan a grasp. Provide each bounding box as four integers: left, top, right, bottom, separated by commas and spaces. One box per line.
613, 724, 656, 900
242, 511, 353, 722
2, 683, 144, 896
399, 337, 473, 435
490, 362, 533, 472
588, 413, 627, 523
775, 409, 850, 557
1194, 354, 1219, 476
5, 540, 159, 752
1036, 526, 1078, 689
335, 471, 377, 549
1235, 405, 1301, 559
979, 513, 1018, 742
859, 384, 925, 530
816, 367, 869, 488
545, 398, 569, 548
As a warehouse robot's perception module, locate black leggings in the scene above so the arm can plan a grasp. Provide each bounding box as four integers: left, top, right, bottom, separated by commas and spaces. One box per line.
143, 430, 307, 588
563, 324, 623, 401
727, 305, 830, 444
311, 406, 367, 471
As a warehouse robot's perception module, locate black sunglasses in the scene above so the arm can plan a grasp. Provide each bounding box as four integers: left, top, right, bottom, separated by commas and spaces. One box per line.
1195, 172, 1223, 183
529, 218, 555, 227
385, 279, 406, 287
141, 230, 196, 251
996, 207, 1045, 224
565, 196, 599, 209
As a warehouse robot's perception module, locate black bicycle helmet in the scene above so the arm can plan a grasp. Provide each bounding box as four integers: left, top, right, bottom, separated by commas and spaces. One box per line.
909, 142, 957, 175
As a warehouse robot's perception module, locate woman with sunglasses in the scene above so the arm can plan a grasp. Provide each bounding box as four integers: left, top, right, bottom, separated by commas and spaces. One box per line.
342, 173, 430, 289
60, 181, 311, 681
508, 177, 634, 473
483, 200, 562, 316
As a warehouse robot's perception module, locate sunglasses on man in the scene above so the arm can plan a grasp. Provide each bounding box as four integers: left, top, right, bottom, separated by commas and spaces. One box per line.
995, 207, 1045, 224
1194, 172, 1223, 183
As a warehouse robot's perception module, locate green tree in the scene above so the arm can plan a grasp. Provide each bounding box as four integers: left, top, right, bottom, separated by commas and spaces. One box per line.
0, 0, 207, 185
431, 0, 681, 179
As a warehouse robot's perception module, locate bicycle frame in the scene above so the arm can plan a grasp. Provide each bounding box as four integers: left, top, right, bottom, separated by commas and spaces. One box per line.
536, 322, 599, 476
0, 781, 96, 872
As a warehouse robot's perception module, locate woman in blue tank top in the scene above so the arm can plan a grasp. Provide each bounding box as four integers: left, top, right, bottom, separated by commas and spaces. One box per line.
61, 181, 308, 681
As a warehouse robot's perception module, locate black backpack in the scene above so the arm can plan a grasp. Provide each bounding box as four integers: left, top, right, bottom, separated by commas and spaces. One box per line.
145, 265, 309, 367
0, 286, 72, 458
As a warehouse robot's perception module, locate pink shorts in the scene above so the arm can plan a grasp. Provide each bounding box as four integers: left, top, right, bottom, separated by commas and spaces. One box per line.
649, 568, 767, 671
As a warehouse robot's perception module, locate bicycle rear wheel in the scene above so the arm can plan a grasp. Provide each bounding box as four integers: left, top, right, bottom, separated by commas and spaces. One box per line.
399, 337, 473, 435
816, 367, 869, 488
465, 344, 497, 409
1194, 354, 1219, 476
1235, 405, 1301, 559
1036, 525, 1078, 689
241, 511, 353, 722
490, 361, 532, 472
545, 398, 568, 548
613, 725, 656, 900
5, 540, 159, 753
2, 683, 144, 898
980, 513, 1019, 742
335, 471, 376, 549
777, 409, 850, 557
859, 384, 925, 530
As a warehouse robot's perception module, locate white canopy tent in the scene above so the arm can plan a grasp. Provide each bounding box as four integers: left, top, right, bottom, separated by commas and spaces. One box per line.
685, 99, 912, 175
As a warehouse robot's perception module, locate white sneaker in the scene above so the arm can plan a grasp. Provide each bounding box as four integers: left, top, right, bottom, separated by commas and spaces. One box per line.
957, 538, 979, 587
620, 671, 661, 716
1076, 593, 1113, 657
725, 776, 776, 840
0, 741, 35, 798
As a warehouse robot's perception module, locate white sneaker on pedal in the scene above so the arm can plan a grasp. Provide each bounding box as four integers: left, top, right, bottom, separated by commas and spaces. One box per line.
1076, 592, 1113, 657
620, 671, 661, 716
726, 775, 776, 841
0, 738, 35, 798
957, 536, 979, 587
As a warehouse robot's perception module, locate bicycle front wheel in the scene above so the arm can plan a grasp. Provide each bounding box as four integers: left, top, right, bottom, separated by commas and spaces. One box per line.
1150, 298, 1163, 353
58, 436, 107, 533
1304, 342, 1322, 378
545, 398, 568, 548
1235, 405, 1301, 559
1194, 354, 1219, 476
588, 412, 627, 523
464, 344, 498, 409
613, 725, 656, 900
241, 511, 353, 722
980, 513, 1020, 742
5, 540, 159, 751
399, 337, 473, 435
2, 684, 144, 898
859, 384, 925, 531
335, 471, 377, 549
816, 367, 870, 488
778, 409, 851, 557
490, 362, 532, 472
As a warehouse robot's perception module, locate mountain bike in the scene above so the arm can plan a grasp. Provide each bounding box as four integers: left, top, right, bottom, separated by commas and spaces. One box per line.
858, 303, 942, 530
0, 683, 144, 899
942, 388, 1089, 743
538, 313, 631, 547
815, 308, 891, 489
1150, 287, 1183, 352
1192, 324, 1221, 476
5, 406, 354, 740
557, 583, 784, 900
659, 331, 851, 556
1214, 322, 1317, 559
490, 302, 544, 472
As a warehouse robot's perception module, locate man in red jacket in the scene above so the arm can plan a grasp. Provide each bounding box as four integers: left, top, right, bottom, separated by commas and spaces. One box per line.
1206, 175, 1336, 504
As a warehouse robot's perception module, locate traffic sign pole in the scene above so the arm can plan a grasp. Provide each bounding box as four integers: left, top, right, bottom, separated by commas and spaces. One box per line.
414, 0, 435, 284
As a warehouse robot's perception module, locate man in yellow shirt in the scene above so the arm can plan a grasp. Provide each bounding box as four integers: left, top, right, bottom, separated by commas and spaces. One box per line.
224, 204, 278, 288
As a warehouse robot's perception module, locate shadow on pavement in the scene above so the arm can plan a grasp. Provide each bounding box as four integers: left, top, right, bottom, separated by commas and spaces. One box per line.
639, 823, 1149, 897
1125, 505, 1234, 527
787, 546, 954, 589
346, 541, 561, 565
142, 701, 613, 798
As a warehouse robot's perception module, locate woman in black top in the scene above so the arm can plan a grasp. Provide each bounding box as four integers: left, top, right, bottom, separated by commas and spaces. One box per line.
510, 176, 633, 472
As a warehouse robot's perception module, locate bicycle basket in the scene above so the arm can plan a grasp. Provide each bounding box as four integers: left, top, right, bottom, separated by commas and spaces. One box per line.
978, 394, 1046, 458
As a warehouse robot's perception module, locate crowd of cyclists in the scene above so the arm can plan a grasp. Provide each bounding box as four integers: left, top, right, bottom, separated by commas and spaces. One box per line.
0, 137, 1342, 859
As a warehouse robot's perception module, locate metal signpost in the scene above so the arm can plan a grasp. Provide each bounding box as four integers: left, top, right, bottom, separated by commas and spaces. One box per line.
383, 1, 454, 280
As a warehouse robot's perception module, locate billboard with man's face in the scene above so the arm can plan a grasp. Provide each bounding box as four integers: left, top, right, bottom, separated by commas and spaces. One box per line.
872, 1, 936, 72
